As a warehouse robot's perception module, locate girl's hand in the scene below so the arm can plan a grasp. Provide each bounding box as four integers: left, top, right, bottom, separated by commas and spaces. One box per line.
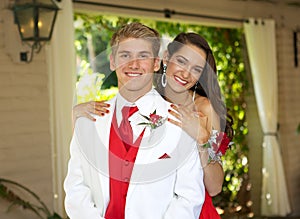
72, 101, 110, 123
167, 103, 210, 144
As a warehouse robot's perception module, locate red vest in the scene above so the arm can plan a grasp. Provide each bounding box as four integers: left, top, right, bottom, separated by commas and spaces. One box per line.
104, 110, 144, 219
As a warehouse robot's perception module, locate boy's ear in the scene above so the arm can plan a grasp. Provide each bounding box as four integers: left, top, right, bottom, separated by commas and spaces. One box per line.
154, 57, 161, 72
109, 54, 116, 71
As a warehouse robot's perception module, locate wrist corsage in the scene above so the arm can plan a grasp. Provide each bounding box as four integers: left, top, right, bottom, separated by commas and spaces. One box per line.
198, 130, 233, 165
138, 110, 167, 131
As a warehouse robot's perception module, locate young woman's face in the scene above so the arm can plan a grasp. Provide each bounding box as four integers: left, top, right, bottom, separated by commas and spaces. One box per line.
165, 43, 207, 93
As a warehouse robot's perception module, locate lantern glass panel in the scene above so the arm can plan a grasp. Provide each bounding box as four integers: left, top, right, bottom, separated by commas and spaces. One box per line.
38, 8, 56, 40
15, 8, 35, 40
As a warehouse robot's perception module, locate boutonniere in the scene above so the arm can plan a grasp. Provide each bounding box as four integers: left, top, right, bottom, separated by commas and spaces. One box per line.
200, 130, 233, 164
138, 110, 167, 130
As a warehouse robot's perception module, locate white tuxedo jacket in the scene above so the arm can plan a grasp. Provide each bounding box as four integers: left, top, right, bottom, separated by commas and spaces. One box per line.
64, 89, 205, 219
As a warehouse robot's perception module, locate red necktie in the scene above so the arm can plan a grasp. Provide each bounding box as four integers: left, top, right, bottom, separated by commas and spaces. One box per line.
119, 106, 138, 150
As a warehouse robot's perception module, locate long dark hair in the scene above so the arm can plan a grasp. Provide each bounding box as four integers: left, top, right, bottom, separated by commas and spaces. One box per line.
154, 32, 233, 139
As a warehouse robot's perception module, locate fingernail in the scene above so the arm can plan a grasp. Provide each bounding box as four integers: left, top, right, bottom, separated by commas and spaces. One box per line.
168, 109, 171, 112
106, 104, 110, 107
101, 113, 105, 116
170, 104, 175, 108
106, 110, 110, 113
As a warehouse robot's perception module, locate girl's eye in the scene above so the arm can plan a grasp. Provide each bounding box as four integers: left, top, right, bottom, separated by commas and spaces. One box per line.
176, 57, 186, 65
193, 68, 202, 74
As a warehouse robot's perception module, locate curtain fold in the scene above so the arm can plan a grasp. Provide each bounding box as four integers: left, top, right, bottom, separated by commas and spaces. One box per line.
244, 18, 291, 216
46, 0, 75, 216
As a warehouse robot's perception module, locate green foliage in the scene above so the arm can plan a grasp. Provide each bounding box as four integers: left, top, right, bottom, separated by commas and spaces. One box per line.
0, 178, 65, 219
74, 14, 250, 216
75, 60, 118, 104
74, 13, 140, 88
203, 28, 250, 214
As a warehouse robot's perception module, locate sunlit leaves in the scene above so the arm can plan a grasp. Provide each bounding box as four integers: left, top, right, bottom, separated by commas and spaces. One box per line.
75, 60, 118, 104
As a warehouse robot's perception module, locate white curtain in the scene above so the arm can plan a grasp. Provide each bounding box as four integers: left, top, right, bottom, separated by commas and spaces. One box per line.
46, 0, 75, 216
244, 18, 291, 216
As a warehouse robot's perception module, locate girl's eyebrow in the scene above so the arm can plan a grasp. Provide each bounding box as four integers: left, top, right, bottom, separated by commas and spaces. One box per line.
175, 54, 188, 61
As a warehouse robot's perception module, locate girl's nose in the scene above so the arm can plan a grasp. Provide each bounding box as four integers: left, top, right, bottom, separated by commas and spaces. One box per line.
181, 68, 191, 78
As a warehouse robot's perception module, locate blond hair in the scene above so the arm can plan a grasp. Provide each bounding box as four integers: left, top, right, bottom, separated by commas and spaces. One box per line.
110, 22, 160, 57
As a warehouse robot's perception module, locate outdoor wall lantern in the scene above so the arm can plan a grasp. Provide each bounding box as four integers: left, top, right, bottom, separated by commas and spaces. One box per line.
12, 0, 60, 62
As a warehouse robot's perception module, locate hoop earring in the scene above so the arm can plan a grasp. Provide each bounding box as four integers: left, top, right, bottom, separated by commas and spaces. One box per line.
192, 82, 198, 102
161, 64, 167, 88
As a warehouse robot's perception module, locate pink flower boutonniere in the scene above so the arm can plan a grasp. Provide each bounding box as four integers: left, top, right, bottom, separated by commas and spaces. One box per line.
138, 110, 167, 130
201, 130, 233, 164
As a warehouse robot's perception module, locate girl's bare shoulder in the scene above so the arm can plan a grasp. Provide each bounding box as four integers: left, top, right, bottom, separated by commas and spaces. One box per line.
194, 95, 211, 109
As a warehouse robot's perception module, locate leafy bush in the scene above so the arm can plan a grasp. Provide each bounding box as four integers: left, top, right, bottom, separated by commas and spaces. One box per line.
0, 178, 65, 219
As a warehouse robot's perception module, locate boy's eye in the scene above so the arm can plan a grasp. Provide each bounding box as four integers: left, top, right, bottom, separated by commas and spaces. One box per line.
139, 53, 151, 59
120, 54, 129, 58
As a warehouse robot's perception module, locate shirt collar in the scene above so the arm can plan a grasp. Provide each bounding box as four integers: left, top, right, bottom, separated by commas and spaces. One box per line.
116, 92, 135, 125
116, 88, 161, 125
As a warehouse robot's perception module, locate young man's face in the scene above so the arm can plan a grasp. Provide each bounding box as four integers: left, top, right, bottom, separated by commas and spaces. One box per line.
110, 38, 160, 101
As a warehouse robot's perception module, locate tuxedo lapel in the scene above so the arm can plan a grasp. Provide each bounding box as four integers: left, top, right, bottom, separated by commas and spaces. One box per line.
93, 97, 116, 205
94, 98, 116, 153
